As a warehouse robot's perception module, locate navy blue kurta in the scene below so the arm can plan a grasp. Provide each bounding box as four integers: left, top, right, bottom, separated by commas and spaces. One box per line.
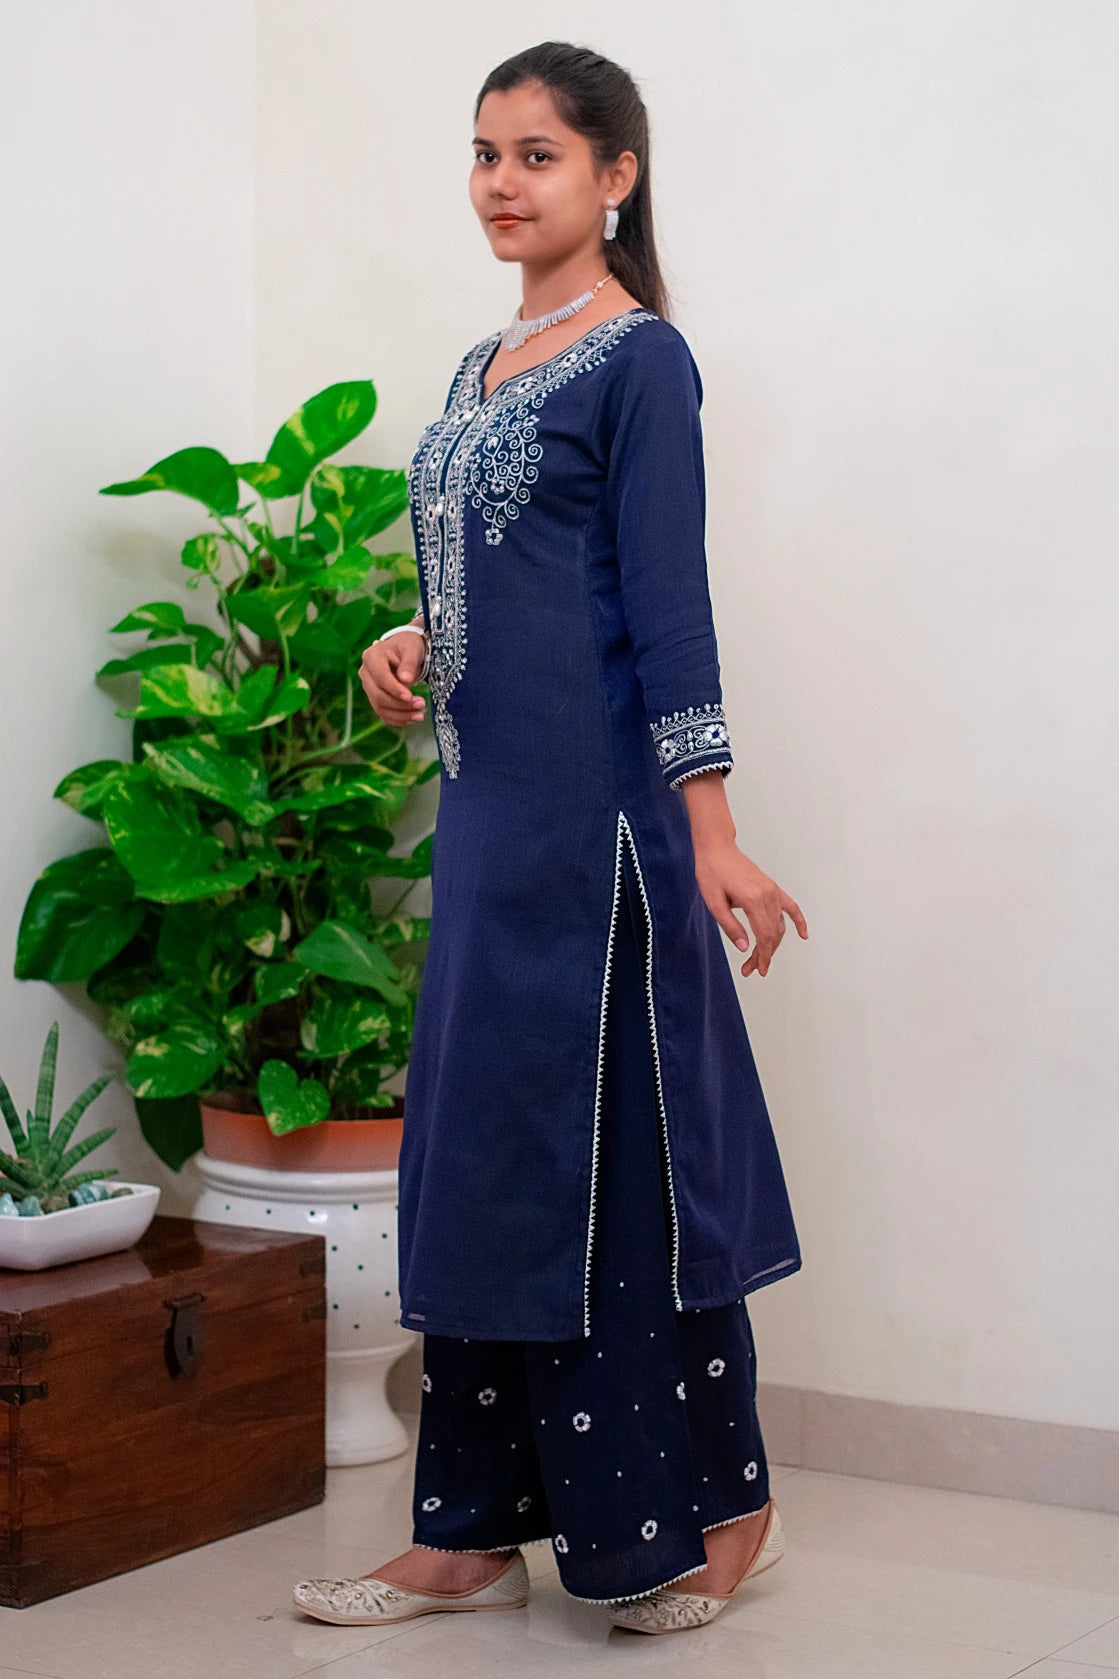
398, 307, 802, 1342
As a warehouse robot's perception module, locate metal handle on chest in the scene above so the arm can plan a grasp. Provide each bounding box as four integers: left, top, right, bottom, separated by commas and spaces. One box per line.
163, 1291, 205, 1379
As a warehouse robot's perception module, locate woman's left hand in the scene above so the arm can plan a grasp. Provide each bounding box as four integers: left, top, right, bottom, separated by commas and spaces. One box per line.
694, 838, 809, 978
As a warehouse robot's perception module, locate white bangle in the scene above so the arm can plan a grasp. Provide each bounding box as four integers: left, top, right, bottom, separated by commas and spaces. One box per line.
378, 622, 430, 681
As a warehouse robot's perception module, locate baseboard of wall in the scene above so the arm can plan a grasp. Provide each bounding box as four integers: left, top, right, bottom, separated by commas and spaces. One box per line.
756, 1382, 1119, 1515
391, 1351, 1118, 1515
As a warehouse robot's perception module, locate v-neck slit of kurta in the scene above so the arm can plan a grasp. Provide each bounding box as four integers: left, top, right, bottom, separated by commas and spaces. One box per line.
583, 811, 684, 1337
476, 306, 647, 406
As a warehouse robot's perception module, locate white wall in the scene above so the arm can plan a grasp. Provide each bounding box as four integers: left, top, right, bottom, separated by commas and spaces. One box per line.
3, 2, 1114, 1435
0, 2, 256, 1208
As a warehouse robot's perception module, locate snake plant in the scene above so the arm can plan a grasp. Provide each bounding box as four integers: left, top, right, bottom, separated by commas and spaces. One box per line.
0, 1020, 122, 1214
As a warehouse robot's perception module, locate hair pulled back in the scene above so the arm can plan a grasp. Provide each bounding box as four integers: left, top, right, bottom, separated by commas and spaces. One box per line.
474, 41, 671, 320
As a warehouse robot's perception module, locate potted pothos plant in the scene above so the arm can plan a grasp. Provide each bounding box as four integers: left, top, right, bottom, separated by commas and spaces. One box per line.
14, 379, 436, 1178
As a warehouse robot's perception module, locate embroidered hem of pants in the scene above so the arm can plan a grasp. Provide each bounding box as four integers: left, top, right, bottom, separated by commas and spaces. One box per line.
411, 843, 772, 1602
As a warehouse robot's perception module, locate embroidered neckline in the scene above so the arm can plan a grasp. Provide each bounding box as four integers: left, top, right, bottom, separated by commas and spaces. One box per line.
475, 306, 648, 407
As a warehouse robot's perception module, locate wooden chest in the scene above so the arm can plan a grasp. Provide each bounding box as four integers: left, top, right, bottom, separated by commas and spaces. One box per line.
0, 1214, 326, 1607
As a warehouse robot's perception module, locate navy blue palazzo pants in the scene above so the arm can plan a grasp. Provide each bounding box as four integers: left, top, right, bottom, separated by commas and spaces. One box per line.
409, 847, 772, 1603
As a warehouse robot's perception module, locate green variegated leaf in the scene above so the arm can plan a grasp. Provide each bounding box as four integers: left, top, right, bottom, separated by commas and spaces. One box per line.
234, 460, 288, 498
275, 762, 399, 815
97, 645, 197, 678
100, 448, 240, 516
292, 921, 407, 1004
15, 849, 145, 982
126, 1020, 226, 1099
241, 673, 311, 732
116, 985, 192, 1032
103, 778, 212, 871
254, 962, 304, 1005
300, 985, 391, 1057
53, 760, 134, 818
221, 1003, 264, 1046
117, 664, 234, 722
110, 601, 187, 637
231, 898, 289, 958
141, 735, 275, 824
309, 465, 408, 545
133, 859, 260, 905
102, 781, 261, 902
257, 1060, 330, 1135
331, 1046, 396, 1108
265, 383, 377, 497
225, 583, 313, 641
300, 545, 378, 593
182, 534, 221, 575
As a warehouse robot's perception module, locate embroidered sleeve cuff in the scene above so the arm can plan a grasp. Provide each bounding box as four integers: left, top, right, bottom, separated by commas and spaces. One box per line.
650, 704, 734, 789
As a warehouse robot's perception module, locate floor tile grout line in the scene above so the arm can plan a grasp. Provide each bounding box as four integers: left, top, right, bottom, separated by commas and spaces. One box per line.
1006, 1660, 1119, 1676
289, 1614, 441, 1675
1040, 1609, 1119, 1666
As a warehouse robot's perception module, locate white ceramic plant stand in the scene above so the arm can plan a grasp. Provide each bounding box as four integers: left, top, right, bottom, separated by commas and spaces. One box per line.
191, 1154, 413, 1466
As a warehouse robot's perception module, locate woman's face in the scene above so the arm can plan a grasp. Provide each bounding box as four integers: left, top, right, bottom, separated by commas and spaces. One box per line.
470, 82, 635, 265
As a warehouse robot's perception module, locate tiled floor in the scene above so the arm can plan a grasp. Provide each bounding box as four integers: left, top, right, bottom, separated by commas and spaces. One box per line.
4, 1413, 1119, 1678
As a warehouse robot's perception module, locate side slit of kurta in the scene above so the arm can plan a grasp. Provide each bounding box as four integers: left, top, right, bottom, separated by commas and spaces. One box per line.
584, 810, 685, 1337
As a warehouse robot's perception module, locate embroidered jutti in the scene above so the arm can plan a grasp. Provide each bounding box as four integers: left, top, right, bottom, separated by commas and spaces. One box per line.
398, 307, 802, 1343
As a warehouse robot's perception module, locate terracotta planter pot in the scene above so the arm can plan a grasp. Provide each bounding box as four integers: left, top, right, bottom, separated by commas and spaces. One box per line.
200, 1098, 404, 1173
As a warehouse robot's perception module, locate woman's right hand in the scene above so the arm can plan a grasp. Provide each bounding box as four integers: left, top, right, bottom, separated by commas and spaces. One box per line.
359, 630, 428, 726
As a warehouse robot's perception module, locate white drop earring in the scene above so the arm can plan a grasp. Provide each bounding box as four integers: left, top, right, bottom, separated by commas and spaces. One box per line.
603, 198, 619, 241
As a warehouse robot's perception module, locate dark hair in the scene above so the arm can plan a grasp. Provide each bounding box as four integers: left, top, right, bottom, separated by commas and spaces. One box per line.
474, 42, 672, 321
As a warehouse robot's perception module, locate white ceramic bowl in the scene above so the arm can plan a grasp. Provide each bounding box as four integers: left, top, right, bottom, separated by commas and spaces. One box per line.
0, 1180, 160, 1271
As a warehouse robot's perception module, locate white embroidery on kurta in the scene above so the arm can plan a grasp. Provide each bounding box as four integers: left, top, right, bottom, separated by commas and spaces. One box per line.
744, 1460, 758, 1479
677, 1381, 687, 1400
641, 1519, 658, 1540
554, 1533, 569, 1553
421, 1372, 432, 1392
572, 1411, 591, 1432
407, 311, 658, 777
478, 1386, 497, 1405
669, 757, 734, 787
517, 1495, 533, 1512
707, 1357, 726, 1377
421, 1495, 442, 1510
651, 703, 732, 779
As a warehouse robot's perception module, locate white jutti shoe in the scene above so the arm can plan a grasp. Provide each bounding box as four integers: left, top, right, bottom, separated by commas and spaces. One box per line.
608, 1500, 786, 1635
293, 1549, 529, 1625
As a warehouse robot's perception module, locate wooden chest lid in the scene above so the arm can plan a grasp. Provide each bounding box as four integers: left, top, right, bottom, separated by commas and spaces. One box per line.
0, 1216, 325, 1364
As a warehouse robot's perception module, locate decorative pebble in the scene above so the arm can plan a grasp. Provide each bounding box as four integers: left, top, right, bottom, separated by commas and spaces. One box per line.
69, 1184, 107, 1206
0, 1193, 18, 1217
18, 1195, 43, 1217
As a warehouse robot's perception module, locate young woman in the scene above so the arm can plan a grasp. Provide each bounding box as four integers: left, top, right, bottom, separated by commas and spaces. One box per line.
294, 40, 808, 1636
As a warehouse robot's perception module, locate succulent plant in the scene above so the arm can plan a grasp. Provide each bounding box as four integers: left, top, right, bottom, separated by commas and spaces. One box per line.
0, 1021, 122, 1213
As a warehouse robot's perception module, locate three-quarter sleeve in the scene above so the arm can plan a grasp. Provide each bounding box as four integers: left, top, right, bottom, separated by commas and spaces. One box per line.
601, 329, 734, 790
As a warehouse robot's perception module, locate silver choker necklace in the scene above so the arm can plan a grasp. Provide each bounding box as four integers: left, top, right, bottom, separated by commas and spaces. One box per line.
501, 273, 616, 352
